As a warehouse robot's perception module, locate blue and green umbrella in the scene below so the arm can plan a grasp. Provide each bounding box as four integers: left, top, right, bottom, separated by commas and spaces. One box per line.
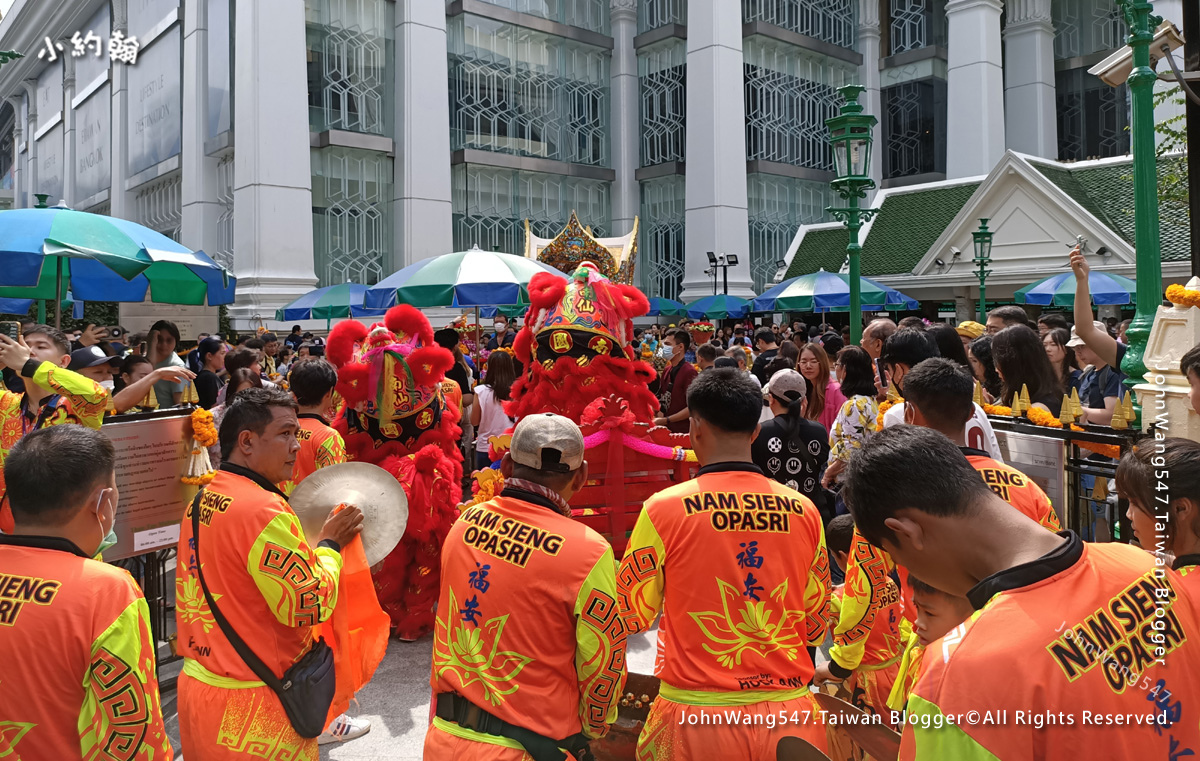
1015, 271, 1135, 307
647, 297, 686, 317
684, 294, 752, 320
364, 248, 567, 310
752, 269, 917, 312
274, 283, 387, 323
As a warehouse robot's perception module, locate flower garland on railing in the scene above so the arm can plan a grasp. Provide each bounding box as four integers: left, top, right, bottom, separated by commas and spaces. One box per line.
182, 408, 218, 486
1166, 284, 1200, 309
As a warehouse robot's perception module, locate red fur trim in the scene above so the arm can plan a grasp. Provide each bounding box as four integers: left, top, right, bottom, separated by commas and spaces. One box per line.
327, 320, 368, 367
512, 330, 533, 365
335, 362, 372, 406
614, 283, 651, 318
526, 272, 567, 311
385, 304, 434, 346
507, 354, 659, 424
407, 347, 454, 387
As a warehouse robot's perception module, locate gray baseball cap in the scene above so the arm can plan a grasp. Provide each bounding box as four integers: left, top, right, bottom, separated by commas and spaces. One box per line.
766, 368, 807, 402
510, 413, 585, 473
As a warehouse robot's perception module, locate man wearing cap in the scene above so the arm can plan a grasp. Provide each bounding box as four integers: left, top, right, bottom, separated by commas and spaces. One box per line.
1067, 322, 1125, 424
617, 369, 833, 760
752, 369, 829, 514
954, 320, 984, 349
0, 324, 110, 533
427, 413, 628, 761
68, 345, 124, 390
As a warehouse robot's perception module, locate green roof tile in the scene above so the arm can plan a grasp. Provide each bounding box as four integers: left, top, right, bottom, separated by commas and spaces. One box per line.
1033, 156, 1190, 263
858, 183, 980, 276
784, 227, 852, 279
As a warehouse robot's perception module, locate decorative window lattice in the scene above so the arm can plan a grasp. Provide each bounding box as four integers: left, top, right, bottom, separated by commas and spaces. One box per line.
882, 79, 944, 179
1056, 68, 1129, 161
742, 0, 856, 49
306, 0, 392, 135
889, 0, 947, 55
638, 0, 686, 33
474, 0, 611, 35
449, 16, 610, 167
134, 173, 183, 242
747, 173, 832, 293
638, 39, 686, 167
452, 163, 610, 254
744, 37, 853, 169
639, 175, 685, 300
1052, 0, 1125, 60
214, 153, 235, 272
312, 147, 392, 287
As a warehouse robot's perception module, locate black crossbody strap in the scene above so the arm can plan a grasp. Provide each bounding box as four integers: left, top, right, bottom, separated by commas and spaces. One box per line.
189, 491, 285, 691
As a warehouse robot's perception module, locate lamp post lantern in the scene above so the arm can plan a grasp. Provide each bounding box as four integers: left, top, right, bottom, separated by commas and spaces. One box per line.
826, 84, 878, 346
1115, 0, 1165, 418
972, 219, 993, 323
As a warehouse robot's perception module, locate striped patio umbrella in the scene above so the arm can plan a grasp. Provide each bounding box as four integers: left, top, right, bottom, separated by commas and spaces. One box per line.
683, 294, 752, 320
364, 247, 567, 310
752, 269, 916, 312
646, 297, 686, 317
274, 283, 388, 322
1015, 271, 1135, 307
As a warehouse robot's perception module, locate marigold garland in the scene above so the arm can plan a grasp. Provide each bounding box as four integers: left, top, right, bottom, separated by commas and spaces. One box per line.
876, 399, 899, 429
182, 408, 218, 486
1166, 283, 1200, 309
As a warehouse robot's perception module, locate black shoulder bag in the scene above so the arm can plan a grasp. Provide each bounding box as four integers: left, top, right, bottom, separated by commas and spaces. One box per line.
189, 491, 337, 738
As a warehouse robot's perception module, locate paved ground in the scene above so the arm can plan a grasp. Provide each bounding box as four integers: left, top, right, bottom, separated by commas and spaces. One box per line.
163, 626, 662, 760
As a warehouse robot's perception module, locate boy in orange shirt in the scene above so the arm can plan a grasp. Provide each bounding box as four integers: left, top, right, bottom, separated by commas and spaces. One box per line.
824, 514, 905, 726
278, 359, 346, 496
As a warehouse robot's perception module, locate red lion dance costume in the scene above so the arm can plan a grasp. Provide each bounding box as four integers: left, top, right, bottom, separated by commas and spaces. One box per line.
326, 305, 463, 640
506, 262, 658, 425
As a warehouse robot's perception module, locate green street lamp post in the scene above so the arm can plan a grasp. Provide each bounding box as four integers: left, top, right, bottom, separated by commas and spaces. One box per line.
972, 219, 993, 323
826, 85, 878, 346
1116, 0, 1165, 416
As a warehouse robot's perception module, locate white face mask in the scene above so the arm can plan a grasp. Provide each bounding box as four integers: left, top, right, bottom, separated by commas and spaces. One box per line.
494, 323, 506, 333
100, 379, 115, 391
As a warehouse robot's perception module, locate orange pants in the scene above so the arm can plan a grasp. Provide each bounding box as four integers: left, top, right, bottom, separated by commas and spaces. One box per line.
177, 672, 318, 761
423, 722, 591, 760
636, 693, 829, 761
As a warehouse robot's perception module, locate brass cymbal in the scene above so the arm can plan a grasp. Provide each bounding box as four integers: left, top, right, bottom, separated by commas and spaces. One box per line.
290, 462, 408, 567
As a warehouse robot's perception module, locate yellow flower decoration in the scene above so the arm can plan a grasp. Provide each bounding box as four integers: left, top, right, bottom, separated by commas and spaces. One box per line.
1166, 284, 1200, 309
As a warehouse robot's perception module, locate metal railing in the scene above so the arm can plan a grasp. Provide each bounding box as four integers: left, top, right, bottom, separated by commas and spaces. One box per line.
112, 548, 179, 692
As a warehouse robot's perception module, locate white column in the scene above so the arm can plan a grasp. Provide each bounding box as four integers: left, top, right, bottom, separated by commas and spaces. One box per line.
680, 0, 754, 300
610, 0, 640, 236
858, 0, 883, 191
1153, 0, 1185, 149
61, 47, 77, 207
109, 0, 131, 219
229, 0, 317, 328
1003, 0, 1056, 157
945, 0, 1005, 178
21, 80, 37, 201
181, 0, 221, 255
6, 96, 24, 208
394, 1, 453, 267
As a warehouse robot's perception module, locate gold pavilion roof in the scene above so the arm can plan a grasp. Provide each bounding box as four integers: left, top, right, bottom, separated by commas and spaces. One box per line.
524, 211, 638, 285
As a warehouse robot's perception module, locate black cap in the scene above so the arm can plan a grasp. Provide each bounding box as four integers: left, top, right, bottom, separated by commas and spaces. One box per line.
68, 346, 121, 371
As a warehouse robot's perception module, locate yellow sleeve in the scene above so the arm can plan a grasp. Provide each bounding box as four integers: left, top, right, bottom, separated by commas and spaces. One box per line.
81, 595, 173, 760
828, 528, 894, 674
1035, 484, 1062, 531
246, 512, 343, 627
34, 361, 109, 428
802, 521, 834, 646
574, 547, 629, 739
886, 631, 924, 712
315, 430, 347, 470
616, 508, 667, 636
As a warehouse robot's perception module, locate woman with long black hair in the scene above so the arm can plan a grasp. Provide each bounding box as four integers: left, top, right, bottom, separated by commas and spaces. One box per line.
968, 335, 1003, 403
991, 325, 1064, 412
928, 323, 970, 368
470, 351, 517, 470
1043, 327, 1082, 394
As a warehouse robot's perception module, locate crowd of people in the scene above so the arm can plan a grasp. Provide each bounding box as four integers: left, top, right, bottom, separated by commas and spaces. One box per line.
2, 241, 1199, 761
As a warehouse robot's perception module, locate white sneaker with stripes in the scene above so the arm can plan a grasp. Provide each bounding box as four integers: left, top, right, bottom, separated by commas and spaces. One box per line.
318, 713, 372, 745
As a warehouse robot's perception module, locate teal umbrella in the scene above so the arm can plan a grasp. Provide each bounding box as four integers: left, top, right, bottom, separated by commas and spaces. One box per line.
364, 247, 567, 309
684, 294, 752, 319
647, 297, 685, 317
1015, 271, 1135, 307
274, 283, 387, 323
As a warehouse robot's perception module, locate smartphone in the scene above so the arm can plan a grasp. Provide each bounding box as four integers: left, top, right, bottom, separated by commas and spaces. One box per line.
109, 326, 124, 339
875, 358, 888, 386
0, 321, 21, 342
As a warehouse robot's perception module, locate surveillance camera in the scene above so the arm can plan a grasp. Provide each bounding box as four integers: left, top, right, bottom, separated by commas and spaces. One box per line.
1097, 246, 1110, 257
1088, 21, 1184, 87
949, 246, 962, 259
935, 257, 946, 267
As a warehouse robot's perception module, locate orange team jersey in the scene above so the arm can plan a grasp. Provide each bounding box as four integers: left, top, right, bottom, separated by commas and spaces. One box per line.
902, 535, 1200, 760
428, 488, 628, 749
0, 362, 108, 532
278, 413, 347, 495
0, 534, 171, 760
617, 462, 833, 703
175, 464, 343, 686
829, 529, 911, 679
963, 448, 1061, 531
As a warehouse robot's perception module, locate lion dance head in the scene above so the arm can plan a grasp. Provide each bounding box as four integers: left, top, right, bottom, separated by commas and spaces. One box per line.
506, 261, 658, 424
